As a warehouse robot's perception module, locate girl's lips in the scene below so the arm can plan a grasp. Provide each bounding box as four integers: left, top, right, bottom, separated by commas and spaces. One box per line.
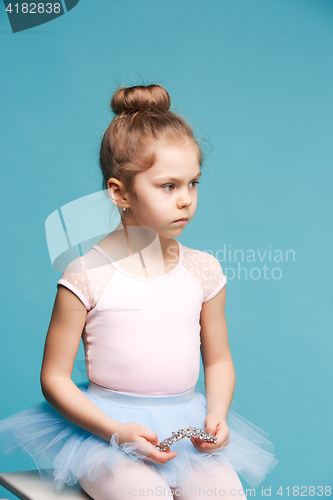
172, 218, 188, 224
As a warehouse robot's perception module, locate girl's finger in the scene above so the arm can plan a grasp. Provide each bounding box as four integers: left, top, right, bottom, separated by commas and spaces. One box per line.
191, 436, 226, 453
149, 450, 178, 464
139, 442, 178, 464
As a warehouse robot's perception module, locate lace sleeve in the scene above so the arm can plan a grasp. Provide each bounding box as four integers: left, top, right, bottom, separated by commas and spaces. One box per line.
182, 246, 227, 303
57, 256, 93, 311
57, 249, 116, 311
202, 255, 227, 302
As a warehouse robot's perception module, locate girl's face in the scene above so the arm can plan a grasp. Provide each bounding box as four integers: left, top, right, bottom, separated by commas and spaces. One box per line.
127, 141, 201, 238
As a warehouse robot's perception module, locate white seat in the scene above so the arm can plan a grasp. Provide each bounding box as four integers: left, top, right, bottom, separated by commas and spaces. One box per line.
0, 471, 91, 500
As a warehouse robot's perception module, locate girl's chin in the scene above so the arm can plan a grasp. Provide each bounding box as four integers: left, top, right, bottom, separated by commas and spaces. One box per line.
170, 223, 186, 230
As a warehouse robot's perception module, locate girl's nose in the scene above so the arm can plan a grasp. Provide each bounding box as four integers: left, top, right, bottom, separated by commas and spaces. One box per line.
177, 188, 193, 208
177, 192, 192, 208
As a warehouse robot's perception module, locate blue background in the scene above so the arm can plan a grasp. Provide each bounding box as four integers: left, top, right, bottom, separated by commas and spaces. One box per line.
0, 0, 332, 498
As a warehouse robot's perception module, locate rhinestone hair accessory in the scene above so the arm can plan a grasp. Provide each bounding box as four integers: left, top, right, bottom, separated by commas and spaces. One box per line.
157, 426, 217, 451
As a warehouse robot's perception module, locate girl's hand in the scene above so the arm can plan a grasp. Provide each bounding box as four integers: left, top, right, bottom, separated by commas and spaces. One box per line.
116, 422, 178, 465
190, 412, 229, 453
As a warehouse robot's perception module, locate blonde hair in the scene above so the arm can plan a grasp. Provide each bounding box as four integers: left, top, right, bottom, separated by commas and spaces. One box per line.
99, 84, 203, 210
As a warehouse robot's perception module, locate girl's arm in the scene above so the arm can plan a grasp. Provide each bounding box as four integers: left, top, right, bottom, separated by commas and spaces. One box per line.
191, 286, 235, 452
40, 286, 122, 442
199, 286, 235, 419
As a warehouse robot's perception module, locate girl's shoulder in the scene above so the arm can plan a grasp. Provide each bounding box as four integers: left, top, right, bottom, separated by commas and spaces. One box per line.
180, 243, 221, 266
180, 243, 227, 302
57, 247, 115, 311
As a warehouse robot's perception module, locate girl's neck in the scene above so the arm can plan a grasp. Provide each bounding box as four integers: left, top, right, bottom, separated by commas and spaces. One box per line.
121, 221, 177, 258
96, 222, 179, 278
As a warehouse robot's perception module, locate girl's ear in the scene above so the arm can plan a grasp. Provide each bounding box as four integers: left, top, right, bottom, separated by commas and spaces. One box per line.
107, 177, 128, 208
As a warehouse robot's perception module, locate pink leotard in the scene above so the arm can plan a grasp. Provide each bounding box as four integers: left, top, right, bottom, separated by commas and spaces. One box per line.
57, 240, 227, 396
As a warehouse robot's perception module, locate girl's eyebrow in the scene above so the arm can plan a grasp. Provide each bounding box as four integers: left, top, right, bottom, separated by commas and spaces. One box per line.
154, 171, 202, 183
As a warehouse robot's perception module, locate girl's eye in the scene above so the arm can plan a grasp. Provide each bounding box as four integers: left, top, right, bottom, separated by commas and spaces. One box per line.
162, 181, 200, 192
163, 184, 175, 192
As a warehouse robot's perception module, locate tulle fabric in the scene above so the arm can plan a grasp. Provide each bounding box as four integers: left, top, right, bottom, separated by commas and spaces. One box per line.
0, 385, 278, 492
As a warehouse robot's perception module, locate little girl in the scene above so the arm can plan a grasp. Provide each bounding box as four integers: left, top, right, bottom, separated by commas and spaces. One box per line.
0, 84, 278, 500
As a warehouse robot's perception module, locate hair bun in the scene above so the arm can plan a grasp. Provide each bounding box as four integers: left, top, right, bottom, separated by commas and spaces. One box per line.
111, 84, 171, 115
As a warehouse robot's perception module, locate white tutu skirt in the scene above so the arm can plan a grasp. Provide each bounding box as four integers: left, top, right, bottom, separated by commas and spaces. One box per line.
0, 383, 278, 492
